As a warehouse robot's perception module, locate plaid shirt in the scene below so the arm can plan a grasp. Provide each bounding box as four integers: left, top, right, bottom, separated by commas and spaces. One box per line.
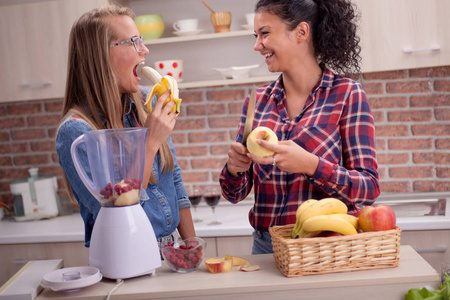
219, 68, 380, 232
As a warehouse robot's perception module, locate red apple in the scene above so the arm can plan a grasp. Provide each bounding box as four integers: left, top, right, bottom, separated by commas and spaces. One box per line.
358, 205, 396, 232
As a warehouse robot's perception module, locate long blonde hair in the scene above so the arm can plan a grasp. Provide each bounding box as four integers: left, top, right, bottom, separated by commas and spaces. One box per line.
60, 6, 174, 200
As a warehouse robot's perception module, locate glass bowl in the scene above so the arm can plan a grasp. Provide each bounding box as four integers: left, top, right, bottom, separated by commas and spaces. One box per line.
161, 237, 206, 273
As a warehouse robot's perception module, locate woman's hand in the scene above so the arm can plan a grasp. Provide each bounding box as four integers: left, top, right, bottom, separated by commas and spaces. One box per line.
143, 90, 176, 152
226, 142, 252, 177
248, 139, 319, 176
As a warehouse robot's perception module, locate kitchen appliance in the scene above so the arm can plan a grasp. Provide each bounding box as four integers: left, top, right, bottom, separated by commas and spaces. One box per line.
10, 168, 59, 221
71, 128, 161, 280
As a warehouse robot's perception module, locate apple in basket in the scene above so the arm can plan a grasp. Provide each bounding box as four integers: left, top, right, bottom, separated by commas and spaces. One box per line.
358, 205, 396, 232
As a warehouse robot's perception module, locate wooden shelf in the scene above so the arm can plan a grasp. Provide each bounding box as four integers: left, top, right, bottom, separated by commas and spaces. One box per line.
173, 75, 278, 89
144, 29, 254, 45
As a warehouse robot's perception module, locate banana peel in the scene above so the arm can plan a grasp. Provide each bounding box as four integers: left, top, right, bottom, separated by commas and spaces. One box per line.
143, 70, 181, 117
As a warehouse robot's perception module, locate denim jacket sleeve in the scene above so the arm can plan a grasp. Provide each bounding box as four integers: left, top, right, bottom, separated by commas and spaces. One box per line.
147, 90, 189, 210
168, 134, 190, 210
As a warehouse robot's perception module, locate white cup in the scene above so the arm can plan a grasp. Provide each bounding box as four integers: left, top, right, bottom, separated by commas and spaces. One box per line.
154, 59, 184, 82
173, 19, 198, 32
245, 13, 255, 26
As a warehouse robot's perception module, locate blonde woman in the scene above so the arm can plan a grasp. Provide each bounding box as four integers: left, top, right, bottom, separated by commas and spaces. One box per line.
56, 6, 195, 247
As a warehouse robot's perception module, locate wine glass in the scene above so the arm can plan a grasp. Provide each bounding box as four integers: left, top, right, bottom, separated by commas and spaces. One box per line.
203, 187, 221, 226
188, 188, 203, 223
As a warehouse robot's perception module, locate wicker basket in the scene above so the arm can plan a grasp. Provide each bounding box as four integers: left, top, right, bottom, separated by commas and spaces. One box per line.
269, 224, 401, 277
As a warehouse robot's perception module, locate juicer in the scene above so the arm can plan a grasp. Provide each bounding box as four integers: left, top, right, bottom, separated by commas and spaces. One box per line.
10, 168, 59, 221
71, 128, 161, 280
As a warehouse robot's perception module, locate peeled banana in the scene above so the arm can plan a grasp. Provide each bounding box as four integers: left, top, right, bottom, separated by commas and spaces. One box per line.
300, 214, 358, 237
141, 66, 181, 117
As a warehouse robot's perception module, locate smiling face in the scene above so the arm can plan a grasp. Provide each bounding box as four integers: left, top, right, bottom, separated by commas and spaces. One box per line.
108, 15, 149, 95
253, 11, 304, 73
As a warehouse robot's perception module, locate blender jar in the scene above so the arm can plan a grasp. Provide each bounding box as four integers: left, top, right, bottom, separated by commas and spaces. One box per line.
71, 128, 147, 207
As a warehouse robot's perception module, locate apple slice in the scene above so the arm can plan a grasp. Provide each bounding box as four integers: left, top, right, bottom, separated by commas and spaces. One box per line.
225, 255, 250, 267
205, 257, 233, 273
240, 265, 261, 272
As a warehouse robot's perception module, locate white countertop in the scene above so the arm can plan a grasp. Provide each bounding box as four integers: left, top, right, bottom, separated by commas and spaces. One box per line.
33, 246, 440, 300
1, 199, 450, 245
0, 201, 254, 244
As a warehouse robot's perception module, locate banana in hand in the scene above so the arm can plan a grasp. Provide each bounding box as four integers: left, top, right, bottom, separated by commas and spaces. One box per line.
141, 66, 182, 117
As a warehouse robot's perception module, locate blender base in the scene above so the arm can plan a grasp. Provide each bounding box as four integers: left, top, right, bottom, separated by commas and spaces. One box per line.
89, 204, 161, 280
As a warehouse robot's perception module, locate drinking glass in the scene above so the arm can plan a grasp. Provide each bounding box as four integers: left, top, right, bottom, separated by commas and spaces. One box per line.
203, 187, 221, 225
188, 188, 203, 223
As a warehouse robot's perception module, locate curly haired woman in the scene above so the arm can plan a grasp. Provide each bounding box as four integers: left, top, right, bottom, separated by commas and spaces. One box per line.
220, 0, 379, 254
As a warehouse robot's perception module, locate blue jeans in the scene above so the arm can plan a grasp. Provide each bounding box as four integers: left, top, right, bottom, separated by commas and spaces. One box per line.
252, 231, 273, 254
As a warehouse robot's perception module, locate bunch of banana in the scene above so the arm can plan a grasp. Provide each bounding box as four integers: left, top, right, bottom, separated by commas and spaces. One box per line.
291, 198, 359, 238
141, 66, 181, 117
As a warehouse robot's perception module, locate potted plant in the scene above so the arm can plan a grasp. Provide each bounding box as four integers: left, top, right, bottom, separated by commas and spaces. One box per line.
0, 201, 10, 220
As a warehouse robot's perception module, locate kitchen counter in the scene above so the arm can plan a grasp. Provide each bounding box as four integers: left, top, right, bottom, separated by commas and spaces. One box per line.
0, 202, 254, 244
0, 193, 450, 245
33, 245, 439, 300
2, 192, 450, 244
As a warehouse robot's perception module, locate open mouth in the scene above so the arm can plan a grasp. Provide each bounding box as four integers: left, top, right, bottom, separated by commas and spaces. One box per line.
134, 62, 145, 80
263, 52, 274, 59
133, 65, 138, 77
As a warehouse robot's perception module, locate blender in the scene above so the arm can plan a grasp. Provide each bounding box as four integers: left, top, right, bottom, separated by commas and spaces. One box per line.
70, 128, 161, 280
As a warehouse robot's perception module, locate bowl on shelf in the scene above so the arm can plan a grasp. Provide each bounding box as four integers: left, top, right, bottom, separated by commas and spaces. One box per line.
134, 14, 165, 40
161, 237, 206, 273
214, 64, 259, 79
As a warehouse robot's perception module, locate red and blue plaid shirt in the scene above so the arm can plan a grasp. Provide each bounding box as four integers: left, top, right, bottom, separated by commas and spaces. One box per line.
219, 67, 380, 232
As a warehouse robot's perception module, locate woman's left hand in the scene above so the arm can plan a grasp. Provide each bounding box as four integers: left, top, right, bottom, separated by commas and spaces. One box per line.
248, 139, 319, 176
144, 91, 176, 151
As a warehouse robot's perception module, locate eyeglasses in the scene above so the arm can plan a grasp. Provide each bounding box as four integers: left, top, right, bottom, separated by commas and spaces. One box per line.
110, 36, 144, 52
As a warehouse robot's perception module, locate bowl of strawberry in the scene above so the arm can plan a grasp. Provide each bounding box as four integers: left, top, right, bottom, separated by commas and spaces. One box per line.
161, 237, 206, 273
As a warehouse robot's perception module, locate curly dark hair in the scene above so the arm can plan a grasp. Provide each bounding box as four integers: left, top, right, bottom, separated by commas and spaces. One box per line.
255, 0, 361, 75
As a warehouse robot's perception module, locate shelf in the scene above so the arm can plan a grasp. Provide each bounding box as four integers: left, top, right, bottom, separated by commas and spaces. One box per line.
176, 75, 278, 89
144, 29, 254, 45
141, 75, 278, 90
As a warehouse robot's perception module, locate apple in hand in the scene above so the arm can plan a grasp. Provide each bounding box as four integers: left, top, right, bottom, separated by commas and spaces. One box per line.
246, 126, 278, 158
358, 205, 396, 232
205, 257, 233, 273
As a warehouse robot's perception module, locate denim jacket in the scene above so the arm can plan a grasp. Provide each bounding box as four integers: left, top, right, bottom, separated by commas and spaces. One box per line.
56, 89, 190, 247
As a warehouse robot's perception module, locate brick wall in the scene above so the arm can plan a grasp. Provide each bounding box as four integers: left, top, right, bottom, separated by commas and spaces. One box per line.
1, 65, 449, 211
